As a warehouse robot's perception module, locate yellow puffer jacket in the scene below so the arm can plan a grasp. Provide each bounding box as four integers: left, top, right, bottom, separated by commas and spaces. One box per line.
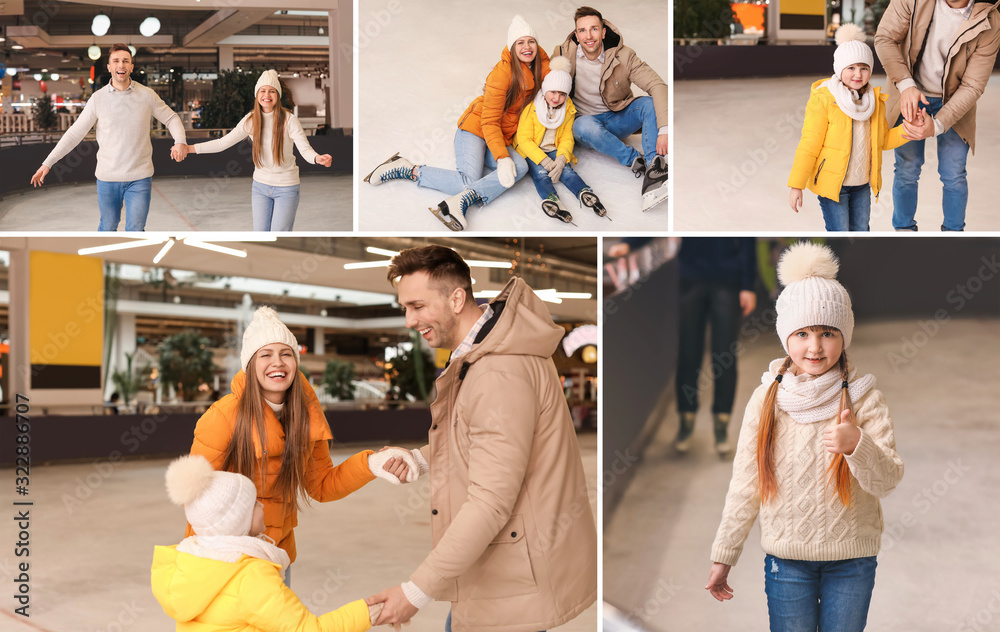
151, 545, 370, 631
788, 79, 908, 201
513, 96, 578, 166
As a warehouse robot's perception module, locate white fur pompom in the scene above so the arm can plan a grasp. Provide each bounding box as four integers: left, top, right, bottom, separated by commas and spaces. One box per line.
835, 23, 865, 45
549, 56, 572, 74
165, 455, 216, 506
777, 242, 840, 286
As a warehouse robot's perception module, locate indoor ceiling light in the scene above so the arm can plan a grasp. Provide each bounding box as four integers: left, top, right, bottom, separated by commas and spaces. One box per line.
91, 13, 111, 37
77, 237, 249, 260
152, 239, 175, 264
5, 68, 15, 77
32, 73, 42, 81
128, 45, 137, 56
88, 45, 101, 60
139, 16, 161, 37
366, 246, 398, 257
12, 44, 24, 50
50, 73, 60, 80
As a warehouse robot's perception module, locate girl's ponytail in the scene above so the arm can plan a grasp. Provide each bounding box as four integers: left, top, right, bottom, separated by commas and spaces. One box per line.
757, 356, 792, 504
827, 352, 854, 505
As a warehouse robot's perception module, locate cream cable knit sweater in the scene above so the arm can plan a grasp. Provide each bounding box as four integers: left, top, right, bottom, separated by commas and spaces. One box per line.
711, 381, 903, 566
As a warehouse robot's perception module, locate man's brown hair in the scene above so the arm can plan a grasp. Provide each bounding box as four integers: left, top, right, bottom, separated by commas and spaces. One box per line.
109, 43, 133, 62
387, 245, 474, 301
574, 6, 604, 27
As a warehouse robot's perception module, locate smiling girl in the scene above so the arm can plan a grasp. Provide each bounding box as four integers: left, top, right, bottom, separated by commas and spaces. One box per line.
705, 242, 903, 631
185, 70, 333, 231
186, 306, 422, 585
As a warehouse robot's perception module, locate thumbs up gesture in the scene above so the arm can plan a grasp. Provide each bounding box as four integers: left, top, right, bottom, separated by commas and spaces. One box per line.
823, 409, 861, 455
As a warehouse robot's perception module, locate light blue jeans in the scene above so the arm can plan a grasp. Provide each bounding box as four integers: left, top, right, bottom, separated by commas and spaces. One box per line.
251, 180, 300, 231
818, 183, 871, 231
415, 129, 528, 204
527, 150, 589, 200
892, 96, 970, 231
764, 554, 877, 632
96, 177, 152, 231
573, 95, 659, 167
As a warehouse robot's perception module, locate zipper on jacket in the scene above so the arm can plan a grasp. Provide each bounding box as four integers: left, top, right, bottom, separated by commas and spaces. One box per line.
814, 159, 826, 185
942, 12, 990, 96
912, 0, 934, 79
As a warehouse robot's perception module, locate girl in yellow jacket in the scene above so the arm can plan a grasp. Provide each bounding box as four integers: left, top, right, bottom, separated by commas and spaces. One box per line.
515, 56, 609, 225
186, 306, 426, 584
153, 454, 379, 631
788, 24, 913, 231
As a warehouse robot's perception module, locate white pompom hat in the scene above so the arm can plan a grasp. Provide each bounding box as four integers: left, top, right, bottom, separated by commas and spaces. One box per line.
166, 455, 257, 537
775, 242, 855, 353
241, 306, 299, 372
833, 23, 873, 78
542, 56, 573, 95
507, 15, 537, 50
254, 69, 282, 97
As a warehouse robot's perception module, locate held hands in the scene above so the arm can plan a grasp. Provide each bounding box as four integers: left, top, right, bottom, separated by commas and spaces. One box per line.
900, 86, 930, 124
789, 188, 803, 213
30, 165, 50, 187
823, 409, 861, 455
366, 585, 418, 629
315, 154, 333, 167
368, 447, 419, 484
705, 562, 734, 602
170, 143, 190, 162
549, 155, 568, 183
901, 108, 932, 141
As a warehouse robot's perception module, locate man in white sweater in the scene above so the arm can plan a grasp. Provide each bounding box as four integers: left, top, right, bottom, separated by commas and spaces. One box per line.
552, 6, 669, 212
875, 0, 1000, 231
30, 44, 188, 231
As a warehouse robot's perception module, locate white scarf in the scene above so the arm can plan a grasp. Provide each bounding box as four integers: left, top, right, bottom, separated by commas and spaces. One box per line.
177, 533, 290, 573
822, 74, 875, 122
532, 90, 566, 130
761, 357, 876, 424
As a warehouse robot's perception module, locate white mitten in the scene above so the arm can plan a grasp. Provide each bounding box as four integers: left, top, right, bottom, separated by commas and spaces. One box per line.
496, 157, 517, 188
368, 448, 419, 485
410, 448, 430, 477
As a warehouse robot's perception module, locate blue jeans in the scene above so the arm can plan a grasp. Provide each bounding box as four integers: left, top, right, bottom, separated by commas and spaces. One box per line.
416, 129, 528, 205
764, 554, 877, 632
251, 181, 300, 231
527, 150, 589, 200
96, 177, 152, 231
818, 183, 871, 231
444, 611, 542, 632
573, 95, 658, 167
892, 96, 970, 231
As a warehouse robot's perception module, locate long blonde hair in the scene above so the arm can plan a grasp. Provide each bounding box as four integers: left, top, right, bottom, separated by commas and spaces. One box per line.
245, 89, 289, 169
221, 354, 314, 509
757, 329, 854, 506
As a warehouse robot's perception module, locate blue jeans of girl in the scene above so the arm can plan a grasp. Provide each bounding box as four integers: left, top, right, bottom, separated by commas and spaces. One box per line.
251, 181, 300, 231
764, 554, 877, 632
526, 150, 589, 200
416, 129, 528, 205
818, 183, 871, 231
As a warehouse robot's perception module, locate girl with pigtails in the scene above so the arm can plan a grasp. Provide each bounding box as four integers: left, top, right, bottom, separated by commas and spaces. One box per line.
705, 242, 904, 632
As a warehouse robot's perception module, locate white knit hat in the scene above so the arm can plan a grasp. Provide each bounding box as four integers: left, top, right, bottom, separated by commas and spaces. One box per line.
833, 24, 873, 78
254, 69, 282, 97
507, 15, 537, 50
241, 306, 299, 371
166, 455, 257, 537
542, 56, 573, 95
775, 242, 855, 353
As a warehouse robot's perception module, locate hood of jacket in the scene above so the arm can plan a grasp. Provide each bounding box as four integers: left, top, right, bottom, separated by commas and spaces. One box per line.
152, 545, 274, 622
458, 277, 565, 368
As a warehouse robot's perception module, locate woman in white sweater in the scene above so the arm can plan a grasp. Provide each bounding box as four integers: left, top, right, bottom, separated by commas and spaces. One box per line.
185, 70, 333, 230
706, 242, 903, 632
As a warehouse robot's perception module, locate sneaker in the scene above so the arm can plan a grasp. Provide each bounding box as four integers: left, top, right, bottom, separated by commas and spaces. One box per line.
641, 155, 668, 212
714, 413, 733, 458
364, 152, 414, 185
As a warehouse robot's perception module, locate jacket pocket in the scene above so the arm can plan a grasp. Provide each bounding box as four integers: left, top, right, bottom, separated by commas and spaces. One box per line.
466, 514, 538, 600
814, 158, 826, 185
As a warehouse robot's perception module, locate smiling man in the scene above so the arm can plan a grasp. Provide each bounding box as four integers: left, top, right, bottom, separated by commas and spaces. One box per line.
553, 6, 669, 212
30, 44, 188, 231
367, 245, 597, 632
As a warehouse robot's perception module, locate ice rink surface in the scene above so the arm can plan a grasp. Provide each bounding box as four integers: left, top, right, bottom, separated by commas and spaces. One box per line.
675, 74, 1000, 232
604, 319, 1000, 631
358, 0, 669, 232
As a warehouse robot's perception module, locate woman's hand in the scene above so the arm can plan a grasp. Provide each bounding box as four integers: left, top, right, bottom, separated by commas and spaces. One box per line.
789, 188, 803, 213
315, 154, 333, 167
30, 165, 50, 187
705, 562, 734, 602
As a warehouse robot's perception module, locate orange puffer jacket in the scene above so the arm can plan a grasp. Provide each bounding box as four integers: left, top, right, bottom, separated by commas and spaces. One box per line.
458, 46, 551, 161
185, 371, 375, 563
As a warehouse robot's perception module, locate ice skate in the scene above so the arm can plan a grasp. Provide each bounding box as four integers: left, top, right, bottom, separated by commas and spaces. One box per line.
428, 189, 482, 232
364, 152, 414, 185
641, 154, 668, 212
630, 155, 646, 179
541, 195, 577, 226
578, 188, 610, 220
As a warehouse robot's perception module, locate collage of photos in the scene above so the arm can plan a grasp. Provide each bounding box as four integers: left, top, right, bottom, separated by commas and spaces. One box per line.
0, 1, 998, 632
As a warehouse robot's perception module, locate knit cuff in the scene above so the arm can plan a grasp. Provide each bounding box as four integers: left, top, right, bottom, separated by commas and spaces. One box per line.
657, 125, 668, 137
896, 77, 917, 94
710, 544, 742, 567
932, 117, 945, 137
845, 428, 875, 470
401, 581, 433, 609
410, 449, 430, 477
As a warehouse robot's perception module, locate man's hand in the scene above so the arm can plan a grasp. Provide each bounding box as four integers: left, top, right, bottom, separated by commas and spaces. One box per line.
170, 143, 189, 162
739, 290, 757, 317
367, 586, 419, 626
900, 86, 929, 123
31, 165, 50, 187
315, 154, 333, 167
656, 133, 668, 156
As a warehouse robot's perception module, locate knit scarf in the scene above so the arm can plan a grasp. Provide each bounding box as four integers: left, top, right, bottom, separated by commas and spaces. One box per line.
761, 357, 876, 424
177, 533, 290, 572
822, 74, 875, 122
533, 90, 567, 130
